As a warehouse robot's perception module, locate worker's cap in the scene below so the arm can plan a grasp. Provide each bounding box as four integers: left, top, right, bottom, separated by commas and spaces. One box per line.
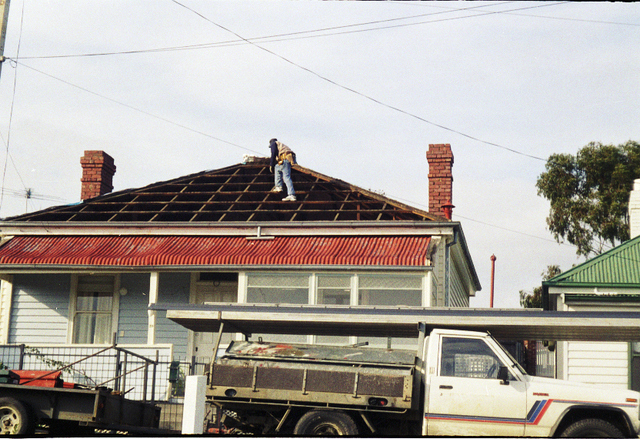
269, 138, 277, 146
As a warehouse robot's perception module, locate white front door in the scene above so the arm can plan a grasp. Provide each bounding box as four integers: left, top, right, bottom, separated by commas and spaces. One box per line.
192, 277, 238, 359
426, 336, 527, 437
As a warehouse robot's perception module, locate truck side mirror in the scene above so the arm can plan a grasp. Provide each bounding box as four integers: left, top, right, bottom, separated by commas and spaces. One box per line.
497, 366, 510, 385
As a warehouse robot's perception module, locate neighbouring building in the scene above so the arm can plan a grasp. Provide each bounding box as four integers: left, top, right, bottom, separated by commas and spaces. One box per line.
543, 179, 640, 392
0, 145, 480, 410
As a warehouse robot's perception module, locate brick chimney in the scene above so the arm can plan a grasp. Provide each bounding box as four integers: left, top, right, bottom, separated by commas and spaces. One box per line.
80, 150, 116, 200
426, 143, 454, 219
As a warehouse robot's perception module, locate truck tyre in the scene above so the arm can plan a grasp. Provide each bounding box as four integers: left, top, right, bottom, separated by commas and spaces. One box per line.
293, 410, 358, 436
559, 418, 624, 438
0, 397, 35, 436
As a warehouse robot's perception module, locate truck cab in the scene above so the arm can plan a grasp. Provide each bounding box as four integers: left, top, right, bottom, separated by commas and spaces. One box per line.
423, 329, 640, 437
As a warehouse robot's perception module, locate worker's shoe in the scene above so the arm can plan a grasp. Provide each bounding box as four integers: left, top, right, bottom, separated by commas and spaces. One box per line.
271, 186, 283, 193
282, 195, 297, 201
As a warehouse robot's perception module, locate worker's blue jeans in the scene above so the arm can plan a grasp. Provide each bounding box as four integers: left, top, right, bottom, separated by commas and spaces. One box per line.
275, 160, 295, 196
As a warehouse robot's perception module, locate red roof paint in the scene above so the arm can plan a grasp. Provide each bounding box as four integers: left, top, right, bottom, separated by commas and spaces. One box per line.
0, 236, 431, 267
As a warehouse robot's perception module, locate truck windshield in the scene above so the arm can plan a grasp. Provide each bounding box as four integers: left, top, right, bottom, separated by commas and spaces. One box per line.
490, 334, 527, 375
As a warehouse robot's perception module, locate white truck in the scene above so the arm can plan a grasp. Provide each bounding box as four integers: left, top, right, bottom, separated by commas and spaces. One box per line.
161, 304, 640, 437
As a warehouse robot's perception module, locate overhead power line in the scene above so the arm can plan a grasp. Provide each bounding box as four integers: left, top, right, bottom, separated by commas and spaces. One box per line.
16, 2, 512, 60
5, 3, 549, 164
8, 61, 264, 157
0, 0, 25, 214
171, 0, 550, 161
16, 1, 637, 62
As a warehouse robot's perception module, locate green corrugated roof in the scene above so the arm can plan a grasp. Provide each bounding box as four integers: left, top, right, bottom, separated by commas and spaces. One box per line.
544, 235, 640, 287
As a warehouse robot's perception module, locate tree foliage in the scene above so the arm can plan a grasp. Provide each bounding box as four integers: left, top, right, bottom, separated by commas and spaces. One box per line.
536, 140, 640, 257
519, 265, 562, 309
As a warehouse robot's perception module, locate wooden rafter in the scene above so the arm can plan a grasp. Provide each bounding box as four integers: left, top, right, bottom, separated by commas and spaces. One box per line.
5, 160, 442, 224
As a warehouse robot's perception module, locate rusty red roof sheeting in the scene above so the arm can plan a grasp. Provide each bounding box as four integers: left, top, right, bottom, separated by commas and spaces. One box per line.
0, 235, 431, 267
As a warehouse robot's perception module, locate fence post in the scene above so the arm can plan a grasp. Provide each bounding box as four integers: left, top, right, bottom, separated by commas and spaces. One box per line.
182, 375, 207, 434
143, 361, 149, 402
18, 344, 25, 370
115, 349, 121, 392
151, 350, 158, 401
122, 352, 128, 395
190, 355, 196, 376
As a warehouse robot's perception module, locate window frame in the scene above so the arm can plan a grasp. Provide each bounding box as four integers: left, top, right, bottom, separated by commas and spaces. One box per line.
68, 274, 120, 345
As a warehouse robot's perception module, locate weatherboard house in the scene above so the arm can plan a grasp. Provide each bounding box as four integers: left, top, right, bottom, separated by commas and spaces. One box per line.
543, 179, 640, 393
0, 144, 480, 400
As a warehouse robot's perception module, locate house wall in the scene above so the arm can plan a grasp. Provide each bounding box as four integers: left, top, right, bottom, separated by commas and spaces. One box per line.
0, 275, 13, 343
4, 264, 467, 360
449, 261, 470, 307
5, 272, 190, 360
8, 274, 70, 344
432, 239, 447, 307
550, 286, 640, 389
562, 341, 629, 388
118, 273, 151, 345
156, 272, 190, 359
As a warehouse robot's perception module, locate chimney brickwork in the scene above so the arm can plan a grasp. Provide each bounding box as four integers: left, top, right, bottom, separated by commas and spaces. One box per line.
426, 143, 454, 219
80, 150, 116, 200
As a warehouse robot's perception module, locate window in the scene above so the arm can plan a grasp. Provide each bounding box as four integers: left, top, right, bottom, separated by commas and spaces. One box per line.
317, 275, 351, 305
246, 274, 308, 304
440, 337, 503, 379
242, 272, 427, 347
72, 275, 116, 344
316, 275, 351, 344
632, 342, 640, 392
358, 275, 422, 306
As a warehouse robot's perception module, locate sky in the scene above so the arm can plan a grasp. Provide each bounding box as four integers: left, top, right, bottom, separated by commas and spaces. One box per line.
0, 1, 637, 309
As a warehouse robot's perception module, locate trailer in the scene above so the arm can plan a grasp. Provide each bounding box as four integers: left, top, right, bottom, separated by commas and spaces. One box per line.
0, 345, 162, 435
159, 303, 640, 437
0, 383, 160, 435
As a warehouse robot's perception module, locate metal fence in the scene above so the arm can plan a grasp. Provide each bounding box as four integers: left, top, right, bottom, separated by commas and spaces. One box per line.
0, 345, 212, 432
536, 341, 556, 378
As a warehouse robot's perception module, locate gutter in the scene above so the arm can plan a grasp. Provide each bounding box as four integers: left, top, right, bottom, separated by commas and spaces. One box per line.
0, 220, 458, 237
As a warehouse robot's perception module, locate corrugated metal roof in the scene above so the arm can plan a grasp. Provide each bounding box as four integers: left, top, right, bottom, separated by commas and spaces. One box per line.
0, 235, 431, 267
545, 235, 640, 287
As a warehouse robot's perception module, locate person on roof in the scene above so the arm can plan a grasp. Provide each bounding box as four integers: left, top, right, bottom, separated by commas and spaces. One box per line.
269, 138, 297, 201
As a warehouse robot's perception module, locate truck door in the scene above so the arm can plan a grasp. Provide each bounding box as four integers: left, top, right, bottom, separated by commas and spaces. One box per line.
426, 335, 527, 437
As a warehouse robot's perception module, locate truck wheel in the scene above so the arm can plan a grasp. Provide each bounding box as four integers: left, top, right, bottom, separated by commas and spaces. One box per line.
0, 397, 35, 436
293, 410, 358, 436
559, 418, 624, 438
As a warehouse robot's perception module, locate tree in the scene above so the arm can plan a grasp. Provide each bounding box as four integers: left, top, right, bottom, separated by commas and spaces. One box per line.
520, 265, 562, 309
536, 140, 640, 257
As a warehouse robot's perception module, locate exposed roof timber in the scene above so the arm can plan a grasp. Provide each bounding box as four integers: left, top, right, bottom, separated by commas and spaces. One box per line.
3, 160, 442, 224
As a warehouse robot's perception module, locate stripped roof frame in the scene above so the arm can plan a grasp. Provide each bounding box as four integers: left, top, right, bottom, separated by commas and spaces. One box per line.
6, 158, 443, 223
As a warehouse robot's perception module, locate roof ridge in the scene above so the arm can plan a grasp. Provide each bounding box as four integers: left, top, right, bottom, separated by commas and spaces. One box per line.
545, 234, 640, 286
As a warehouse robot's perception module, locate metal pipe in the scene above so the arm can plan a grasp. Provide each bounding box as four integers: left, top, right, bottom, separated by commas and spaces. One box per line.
490, 255, 497, 308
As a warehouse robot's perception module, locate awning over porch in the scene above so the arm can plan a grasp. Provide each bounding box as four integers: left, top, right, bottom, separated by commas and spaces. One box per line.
0, 235, 432, 268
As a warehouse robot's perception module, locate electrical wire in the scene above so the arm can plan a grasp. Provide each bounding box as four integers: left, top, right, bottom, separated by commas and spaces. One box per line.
10, 61, 263, 157
16, 1, 637, 61
0, 0, 26, 213
171, 0, 553, 161
16, 2, 513, 60
2, 1, 582, 166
